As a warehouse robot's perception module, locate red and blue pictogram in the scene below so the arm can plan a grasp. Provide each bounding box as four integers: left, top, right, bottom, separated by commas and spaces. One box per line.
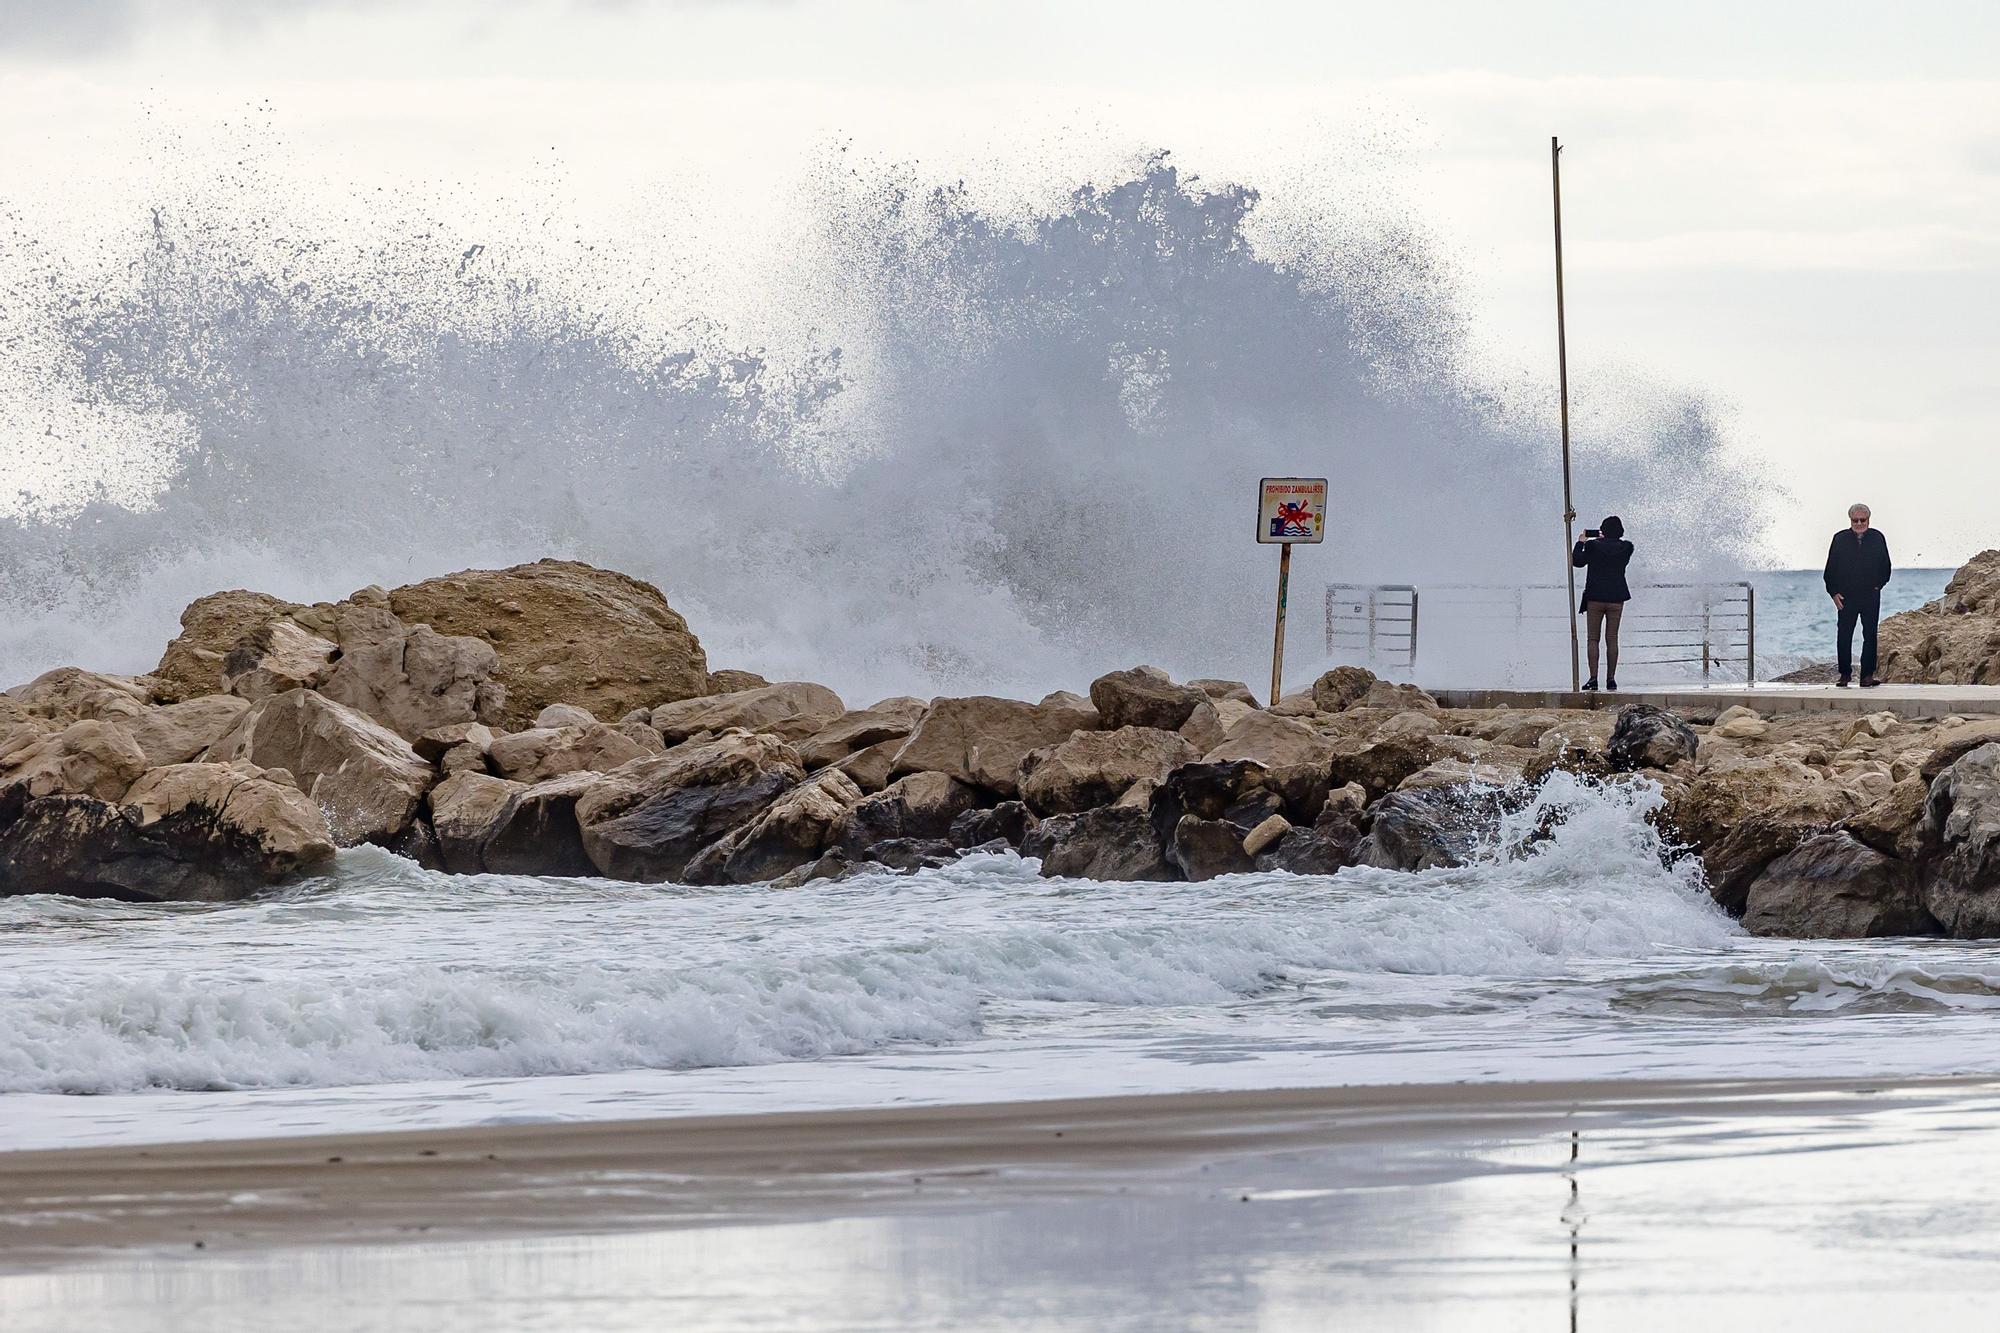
1269, 500, 1317, 538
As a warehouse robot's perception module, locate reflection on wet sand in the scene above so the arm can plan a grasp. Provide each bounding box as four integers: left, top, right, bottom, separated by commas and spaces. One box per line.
5, 1079, 2000, 1331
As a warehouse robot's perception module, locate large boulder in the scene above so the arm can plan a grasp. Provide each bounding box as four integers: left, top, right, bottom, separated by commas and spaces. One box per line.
1606, 704, 1699, 771
487, 723, 650, 784
1022, 805, 1174, 881
120, 696, 253, 770
1203, 711, 1337, 818
4, 668, 155, 722
1877, 550, 2000, 684
1741, 832, 1936, 938
573, 732, 803, 881
795, 697, 928, 771
385, 560, 709, 729
650, 682, 846, 746
477, 770, 603, 878
836, 771, 982, 853
1357, 786, 1498, 872
0, 719, 150, 803
684, 769, 867, 885
428, 771, 527, 875
0, 766, 334, 903
1088, 666, 1206, 732
1921, 742, 2000, 936
1664, 756, 1856, 915
312, 599, 504, 741
202, 689, 434, 846
220, 620, 338, 701
123, 761, 338, 879
1311, 665, 1378, 713
1018, 727, 1199, 816
891, 695, 1096, 797
153, 589, 306, 703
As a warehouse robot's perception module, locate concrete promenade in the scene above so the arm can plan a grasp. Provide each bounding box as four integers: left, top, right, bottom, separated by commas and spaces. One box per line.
1431, 683, 2000, 719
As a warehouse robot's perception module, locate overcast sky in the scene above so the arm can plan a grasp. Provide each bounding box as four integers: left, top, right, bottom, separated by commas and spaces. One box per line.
4, 0, 1999, 565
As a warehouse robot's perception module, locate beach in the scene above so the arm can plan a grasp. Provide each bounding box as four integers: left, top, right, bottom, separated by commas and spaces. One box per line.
8, 1076, 2000, 1329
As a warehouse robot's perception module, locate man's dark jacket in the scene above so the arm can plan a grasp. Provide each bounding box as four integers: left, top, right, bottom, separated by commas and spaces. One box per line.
1824, 528, 1892, 599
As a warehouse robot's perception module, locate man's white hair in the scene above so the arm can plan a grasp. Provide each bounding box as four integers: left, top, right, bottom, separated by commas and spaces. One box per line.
1848, 503, 1872, 519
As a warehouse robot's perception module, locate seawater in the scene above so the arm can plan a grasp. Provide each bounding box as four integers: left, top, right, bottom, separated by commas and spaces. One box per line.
1751, 566, 1952, 675
8, 773, 2000, 1151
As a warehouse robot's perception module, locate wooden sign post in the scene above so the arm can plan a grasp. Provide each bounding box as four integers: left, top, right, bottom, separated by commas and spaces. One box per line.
1257, 477, 1328, 706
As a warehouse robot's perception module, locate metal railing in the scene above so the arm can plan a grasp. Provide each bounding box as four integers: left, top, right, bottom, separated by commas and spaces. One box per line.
1324, 581, 1755, 684
1324, 584, 1419, 671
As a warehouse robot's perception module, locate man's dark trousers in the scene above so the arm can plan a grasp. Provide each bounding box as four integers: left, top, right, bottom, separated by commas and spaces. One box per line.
1837, 588, 1881, 680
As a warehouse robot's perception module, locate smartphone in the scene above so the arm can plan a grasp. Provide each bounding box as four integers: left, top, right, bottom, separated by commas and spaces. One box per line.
1583, 529, 1600, 539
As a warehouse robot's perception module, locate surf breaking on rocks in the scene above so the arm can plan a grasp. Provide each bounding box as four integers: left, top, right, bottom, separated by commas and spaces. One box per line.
1, 153, 1767, 700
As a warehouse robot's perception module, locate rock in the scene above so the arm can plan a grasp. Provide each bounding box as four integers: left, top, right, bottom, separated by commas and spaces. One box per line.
1358, 681, 1439, 712
1168, 815, 1255, 880
684, 769, 866, 885
1175, 698, 1228, 755
1190, 679, 1259, 706
1088, 666, 1206, 732
1255, 824, 1359, 875
1399, 750, 1534, 792
949, 801, 1038, 850
573, 732, 804, 882
311, 603, 503, 741
0, 717, 49, 767
1019, 727, 1199, 816
1242, 814, 1290, 857
412, 722, 498, 765
651, 682, 846, 746
1311, 665, 1377, 713
1037, 690, 1102, 724
1921, 743, 2000, 936
1920, 718, 2000, 781
706, 669, 770, 695
385, 559, 709, 729
1326, 733, 1439, 800
1363, 786, 1510, 872
615, 721, 667, 755
0, 768, 335, 903
795, 697, 928, 771
1147, 760, 1272, 843
1709, 706, 1769, 741
1022, 805, 1175, 881
487, 723, 650, 784
118, 696, 252, 770
845, 838, 958, 873
891, 695, 1095, 797
1741, 832, 1936, 938
123, 760, 337, 868
1845, 712, 1900, 744
0, 720, 149, 802
428, 771, 527, 874
1269, 690, 1319, 717
202, 688, 434, 846
1664, 756, 1856, 915
1203, 711, 1335, 818
220, 620, 339, 701
1877, 550, 2000, 683
1450, 709, 1588, 750
1841, 775, 1930, 861
479, 771, 603, 878
153, 589, 306, 703
833, 738, 902, 793
535, 703, 597, 729
4, 668, 156, 722
1606, 704, 1699, 771
836, 771, 982, 853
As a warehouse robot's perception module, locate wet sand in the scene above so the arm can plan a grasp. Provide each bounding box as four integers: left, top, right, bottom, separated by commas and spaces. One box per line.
4, 1075, 1996, 1276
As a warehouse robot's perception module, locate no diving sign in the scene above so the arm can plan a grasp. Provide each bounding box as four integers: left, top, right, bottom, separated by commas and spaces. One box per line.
1258, 477, 1327, 544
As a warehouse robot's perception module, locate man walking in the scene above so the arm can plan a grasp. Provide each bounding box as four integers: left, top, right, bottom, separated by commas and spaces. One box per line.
1824, 503, 1892, 687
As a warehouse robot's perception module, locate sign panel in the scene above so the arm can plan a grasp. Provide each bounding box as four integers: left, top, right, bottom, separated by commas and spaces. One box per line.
1257, 477, 1327, 544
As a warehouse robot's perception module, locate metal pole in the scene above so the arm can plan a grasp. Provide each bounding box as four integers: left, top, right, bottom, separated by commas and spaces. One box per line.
1270, 544, 1293, 705
1552, 136, 1581, 692
1745, 583, 1757, 685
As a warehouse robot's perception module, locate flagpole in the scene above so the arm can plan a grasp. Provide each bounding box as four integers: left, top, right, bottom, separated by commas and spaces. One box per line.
1552, 135, 1580, 692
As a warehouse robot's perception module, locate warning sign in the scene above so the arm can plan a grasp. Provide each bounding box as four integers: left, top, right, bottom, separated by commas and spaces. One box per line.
1257, 477, 1327, 544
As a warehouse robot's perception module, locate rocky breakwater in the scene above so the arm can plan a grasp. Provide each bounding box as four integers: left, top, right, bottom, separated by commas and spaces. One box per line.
12, 558, 2000, 941
1877, 548, 2000, 683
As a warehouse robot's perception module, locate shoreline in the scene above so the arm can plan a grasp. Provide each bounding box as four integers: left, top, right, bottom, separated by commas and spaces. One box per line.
6, 1073, 1995, 1274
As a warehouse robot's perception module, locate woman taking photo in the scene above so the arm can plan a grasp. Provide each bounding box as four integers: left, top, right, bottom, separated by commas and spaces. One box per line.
1571, 515, 1633, 691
